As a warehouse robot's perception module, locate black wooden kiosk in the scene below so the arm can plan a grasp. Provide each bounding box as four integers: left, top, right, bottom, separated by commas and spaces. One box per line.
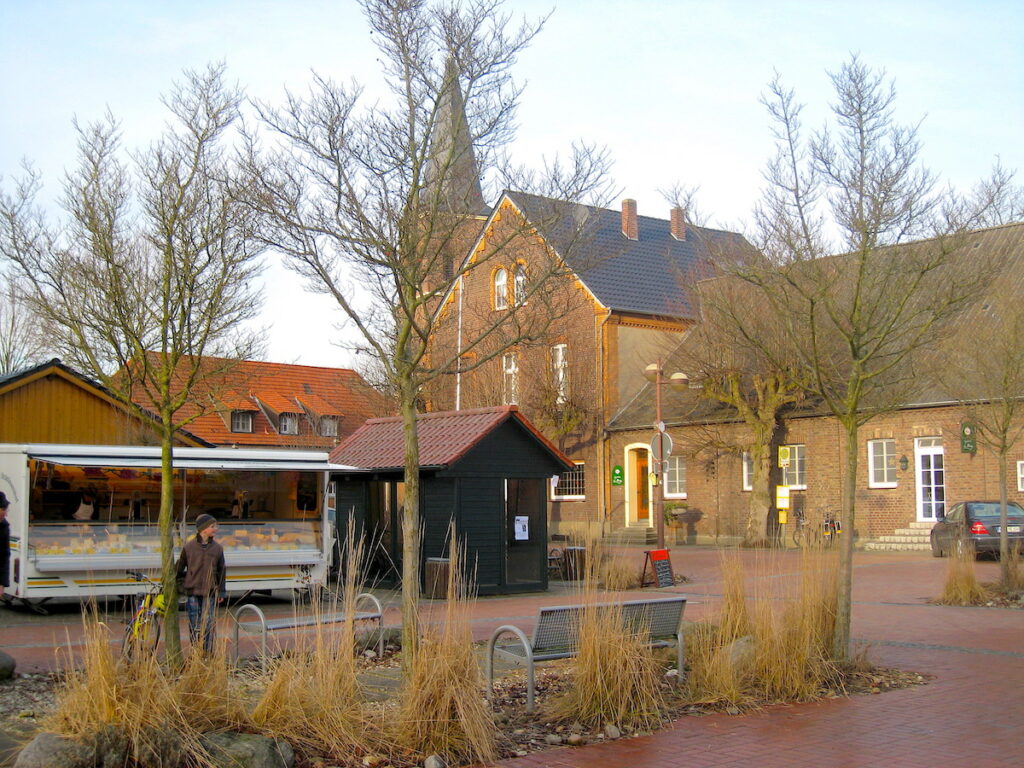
329, 406, 574, 595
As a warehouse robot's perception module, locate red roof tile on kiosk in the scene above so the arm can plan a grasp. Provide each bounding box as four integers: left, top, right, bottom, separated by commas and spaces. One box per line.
329, 405, 572, 470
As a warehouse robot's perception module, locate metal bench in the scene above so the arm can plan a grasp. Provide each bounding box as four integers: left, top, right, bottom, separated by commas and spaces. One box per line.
486, 595, 687, 712
231, 592, 384, 671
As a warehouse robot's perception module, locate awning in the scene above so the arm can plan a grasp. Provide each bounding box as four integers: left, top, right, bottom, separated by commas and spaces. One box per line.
23, 444, 353, 472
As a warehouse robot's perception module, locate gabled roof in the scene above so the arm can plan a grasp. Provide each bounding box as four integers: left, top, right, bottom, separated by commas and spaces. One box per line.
329, 405, 573, 471
0, 358, 211, 446
131, 355, 388, 448
502, 191, 753, 320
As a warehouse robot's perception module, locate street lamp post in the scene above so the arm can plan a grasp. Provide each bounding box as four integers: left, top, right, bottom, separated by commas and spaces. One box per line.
643, 360, 688, 549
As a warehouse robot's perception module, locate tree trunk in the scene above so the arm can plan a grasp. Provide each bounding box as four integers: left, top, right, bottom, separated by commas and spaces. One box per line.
399, 375, 422, 671
745, 433, 773, 547
998, 450, 1011, 588
159, 421, 182, 666
833, 417, 858, 661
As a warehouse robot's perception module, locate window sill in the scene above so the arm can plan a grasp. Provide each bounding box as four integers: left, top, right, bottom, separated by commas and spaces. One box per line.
868, 482, 898, 490
550, 496, 585, 502
664, 493, 688, 500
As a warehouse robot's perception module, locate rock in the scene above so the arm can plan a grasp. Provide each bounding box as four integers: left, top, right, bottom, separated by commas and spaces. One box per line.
603, 724, 621, 740
363, 649, 378, 660
14, 732, 94, 768
726, 706, 740, 715
514, 751, 528, 757
0, 650, 15, 679
17, 710, 34, 718
664, 668, 679, 680
544, 734, 563, 745
726, 635, 756, 669
567, 733, 584, 746
362, 754, 386, 767
569, 722, 584, 734
201, 732, 295, 768
424, 755, 445, 768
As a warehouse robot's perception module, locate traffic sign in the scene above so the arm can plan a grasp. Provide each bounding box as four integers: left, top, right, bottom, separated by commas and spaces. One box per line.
650, 433, 673, 469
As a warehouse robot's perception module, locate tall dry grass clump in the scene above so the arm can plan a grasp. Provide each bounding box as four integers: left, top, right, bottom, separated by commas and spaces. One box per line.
251, 522, 380, 761
547, 530, 667, 730
936, 540, 989, 605
393, 529, 497, 765
45, 612, 241, 767
685, 551, 841, 707
598, 551, 641, 591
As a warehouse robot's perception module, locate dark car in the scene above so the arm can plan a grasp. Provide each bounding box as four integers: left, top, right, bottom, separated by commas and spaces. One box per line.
930, 501, 1024, 558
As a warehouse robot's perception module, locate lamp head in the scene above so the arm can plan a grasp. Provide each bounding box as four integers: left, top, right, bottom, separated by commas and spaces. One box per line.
643, 363, 660, 383
668, 372, 689, 391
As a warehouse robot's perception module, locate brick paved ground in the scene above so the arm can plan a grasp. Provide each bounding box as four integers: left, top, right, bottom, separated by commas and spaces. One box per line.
2, 547, 1022, 767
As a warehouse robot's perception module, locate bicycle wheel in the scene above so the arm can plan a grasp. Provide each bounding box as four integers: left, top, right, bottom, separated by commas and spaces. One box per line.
792, 525, 805, 547
123, 611, 162, 659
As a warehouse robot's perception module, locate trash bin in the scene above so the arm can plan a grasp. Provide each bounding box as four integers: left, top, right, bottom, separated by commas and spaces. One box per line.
563, 546, 586, 581
425, 557, 450, 599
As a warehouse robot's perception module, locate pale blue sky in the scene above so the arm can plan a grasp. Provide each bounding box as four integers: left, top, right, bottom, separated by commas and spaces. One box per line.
2, 1, 1021, 367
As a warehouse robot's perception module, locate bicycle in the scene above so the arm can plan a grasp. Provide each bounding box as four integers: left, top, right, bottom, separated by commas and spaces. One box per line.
792, 509, 842, 548
123, 571, 166, 659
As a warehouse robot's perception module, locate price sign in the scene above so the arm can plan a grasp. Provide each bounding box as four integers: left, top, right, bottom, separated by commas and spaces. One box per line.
641, 548, 675, 587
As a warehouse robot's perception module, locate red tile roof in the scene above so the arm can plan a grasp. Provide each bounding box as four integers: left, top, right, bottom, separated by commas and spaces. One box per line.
131, 355, 389, 449
329, 405, 572, 470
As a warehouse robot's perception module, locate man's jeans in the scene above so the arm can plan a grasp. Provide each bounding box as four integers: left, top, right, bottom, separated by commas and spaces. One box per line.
186, 594, 217, 653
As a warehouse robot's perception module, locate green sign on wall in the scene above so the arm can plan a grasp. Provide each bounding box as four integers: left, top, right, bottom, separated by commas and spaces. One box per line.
611, 465, 624, 486
961, 422, 977, 454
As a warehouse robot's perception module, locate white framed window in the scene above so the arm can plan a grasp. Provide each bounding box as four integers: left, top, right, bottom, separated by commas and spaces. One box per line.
1017, 461, 1024, 492
502, 353, 519, 405
493, 268, 508, 310
780, 444, 806, 489
513, 263, 527, 305
319, 416, 339, 437
551, 343, 569, 405
230, 411, 253, 433
665, 456, 687, 498
279, 413, 298, 435
551, 462, 585, 501
742, 451, 753, 492
868, 438, 897, 488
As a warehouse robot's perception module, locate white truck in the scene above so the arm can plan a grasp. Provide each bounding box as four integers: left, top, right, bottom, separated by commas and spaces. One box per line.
0, 443, 347, 602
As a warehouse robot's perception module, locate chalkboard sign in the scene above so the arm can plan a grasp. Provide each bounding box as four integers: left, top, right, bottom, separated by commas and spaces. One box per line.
641, 549, 675, 587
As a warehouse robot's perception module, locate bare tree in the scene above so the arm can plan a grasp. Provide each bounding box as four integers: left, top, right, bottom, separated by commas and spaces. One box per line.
735, 57, 999, 658
680, 277, 807, 547
945, 254, 1024, 586
0, 64, 265, 662
243, 0, 611, 661
0, 275, 50, 374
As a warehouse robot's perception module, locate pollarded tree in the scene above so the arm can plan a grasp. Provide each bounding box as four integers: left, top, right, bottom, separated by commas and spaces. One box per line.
0, 64, 265, 663
735, 57, 1000, 659
243, 0, 611, 660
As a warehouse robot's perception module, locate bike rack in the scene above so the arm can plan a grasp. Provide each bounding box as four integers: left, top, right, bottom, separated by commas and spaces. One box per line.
231, 603, 269, 669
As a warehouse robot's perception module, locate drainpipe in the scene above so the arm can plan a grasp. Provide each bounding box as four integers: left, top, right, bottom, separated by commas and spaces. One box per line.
455, 274, 464, 410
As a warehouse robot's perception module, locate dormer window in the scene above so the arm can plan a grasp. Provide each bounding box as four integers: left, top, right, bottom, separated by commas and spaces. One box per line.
280, 413, 299, 435
230, 411, 254, 433
493, 268, 508, 310
319, 416, 339, 437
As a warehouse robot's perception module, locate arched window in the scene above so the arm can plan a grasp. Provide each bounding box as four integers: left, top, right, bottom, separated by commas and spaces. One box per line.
493, 268, 508, 310
513, 263, 527, 305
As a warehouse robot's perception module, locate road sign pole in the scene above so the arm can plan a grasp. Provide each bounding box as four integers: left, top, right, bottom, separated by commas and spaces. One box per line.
655, 360, 665, 549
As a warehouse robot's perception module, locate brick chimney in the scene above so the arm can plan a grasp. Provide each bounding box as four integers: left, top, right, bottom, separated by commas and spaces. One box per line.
621, 199, 638, 240
670, 205, 687, 241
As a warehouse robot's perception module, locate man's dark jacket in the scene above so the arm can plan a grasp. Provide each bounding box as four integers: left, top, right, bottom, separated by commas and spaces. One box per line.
175, 537, 226, 597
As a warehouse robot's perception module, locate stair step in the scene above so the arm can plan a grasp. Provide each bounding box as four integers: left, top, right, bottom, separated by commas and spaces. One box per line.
863, 541, 932, 551
908, 521, 937, 530
878, 534, 931, 543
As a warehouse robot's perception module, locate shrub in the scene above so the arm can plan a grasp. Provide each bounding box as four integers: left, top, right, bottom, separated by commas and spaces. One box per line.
936, 540, 989, 606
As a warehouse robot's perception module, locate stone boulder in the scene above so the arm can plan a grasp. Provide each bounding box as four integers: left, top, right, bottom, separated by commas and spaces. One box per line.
0, 650, 15, 680
14, 732, 94, 768
201, 731, 295, 768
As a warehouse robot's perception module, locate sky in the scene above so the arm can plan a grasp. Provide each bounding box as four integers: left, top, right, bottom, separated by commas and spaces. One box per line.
2, 1, 1022, 370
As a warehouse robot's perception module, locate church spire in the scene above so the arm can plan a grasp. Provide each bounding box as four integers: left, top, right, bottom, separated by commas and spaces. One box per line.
423, 56, 485, 214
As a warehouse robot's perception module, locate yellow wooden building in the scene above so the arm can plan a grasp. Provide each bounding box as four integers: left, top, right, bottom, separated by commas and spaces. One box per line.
0, 359, 208, 446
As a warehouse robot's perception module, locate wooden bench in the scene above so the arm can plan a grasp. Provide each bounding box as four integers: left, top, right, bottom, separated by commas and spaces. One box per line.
231, 592, 384, 671
486, 595, 687, 712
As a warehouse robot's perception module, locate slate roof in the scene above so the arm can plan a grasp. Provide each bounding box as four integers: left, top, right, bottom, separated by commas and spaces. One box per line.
329, 405, 573, 471
608, 220, 1024, 432
502, 191, 753, 320
131, 355, 388, 448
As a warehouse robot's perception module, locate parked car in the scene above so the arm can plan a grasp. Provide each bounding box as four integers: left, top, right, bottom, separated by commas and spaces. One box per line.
930, 501, 1024, 558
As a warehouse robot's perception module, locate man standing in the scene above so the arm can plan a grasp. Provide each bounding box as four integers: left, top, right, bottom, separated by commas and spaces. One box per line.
0, 492, 11, 605
175, 513, 226, 653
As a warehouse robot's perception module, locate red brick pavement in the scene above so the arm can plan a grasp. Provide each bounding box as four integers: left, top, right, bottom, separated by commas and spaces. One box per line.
2, 548, 1022, 767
